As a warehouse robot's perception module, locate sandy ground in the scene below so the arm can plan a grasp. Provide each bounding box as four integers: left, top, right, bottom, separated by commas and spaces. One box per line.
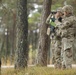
1, 64, 76, 68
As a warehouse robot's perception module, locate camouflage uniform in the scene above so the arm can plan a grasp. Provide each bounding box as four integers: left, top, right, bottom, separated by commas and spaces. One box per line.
54, 21, 62, 69
50, 34, 56, 64
46, 8, 63, 67
60, 5, 76, 69
53, 7, 63, 69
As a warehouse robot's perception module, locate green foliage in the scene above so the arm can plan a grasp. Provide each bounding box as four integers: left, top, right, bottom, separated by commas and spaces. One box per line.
28, 12, 41, 24
0, 0, 17, 61
51, 0, 64, 10
52, 4, 62, 10
28, 12, 41, 30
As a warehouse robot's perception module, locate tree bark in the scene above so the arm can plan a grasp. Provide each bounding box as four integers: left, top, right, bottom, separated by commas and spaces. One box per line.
0, 38, 4, 75
15, 0, 28, 69
37, 0, 52, 66
0, 58, 1, 75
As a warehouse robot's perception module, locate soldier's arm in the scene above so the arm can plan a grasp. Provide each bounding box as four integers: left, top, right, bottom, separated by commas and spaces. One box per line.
61, 21, 72, 29
46, 14, 52, 24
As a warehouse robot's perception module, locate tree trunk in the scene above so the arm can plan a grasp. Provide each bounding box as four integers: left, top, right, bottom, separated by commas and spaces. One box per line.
10, 9, 16, 65
15, 0, 28, 69
0, 61, 1, 75
0, 38, 4, 75
37, 0, 52, 66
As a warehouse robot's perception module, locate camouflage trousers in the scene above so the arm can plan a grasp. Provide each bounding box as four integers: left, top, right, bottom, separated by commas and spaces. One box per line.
54, 39, 62, 69
51, 38, 56, 64
51, 37, 62, 69
62, 38, 73, 69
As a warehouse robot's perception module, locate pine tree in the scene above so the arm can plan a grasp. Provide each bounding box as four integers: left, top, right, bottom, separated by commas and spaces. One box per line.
15, 0, 28, 69
37, 0, 52, 66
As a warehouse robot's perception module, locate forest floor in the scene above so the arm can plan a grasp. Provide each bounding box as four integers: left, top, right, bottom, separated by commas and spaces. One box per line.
1, 65, 76, 75
1, 64, 76, 68
1, 67, 76, 75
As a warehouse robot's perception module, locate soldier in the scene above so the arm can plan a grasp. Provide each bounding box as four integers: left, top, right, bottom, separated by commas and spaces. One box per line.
46, 7, 63, 68
54, 7, 63, 69
60, 5, 76, 69
46, 10, 57, 64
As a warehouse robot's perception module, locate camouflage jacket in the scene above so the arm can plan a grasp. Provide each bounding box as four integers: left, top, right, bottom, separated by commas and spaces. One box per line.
59, 15, 76, 38
55, 18, 62, 40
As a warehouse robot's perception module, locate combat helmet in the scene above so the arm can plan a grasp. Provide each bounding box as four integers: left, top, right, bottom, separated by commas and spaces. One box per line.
57, 7, 63, 13
62, 5, 73, 14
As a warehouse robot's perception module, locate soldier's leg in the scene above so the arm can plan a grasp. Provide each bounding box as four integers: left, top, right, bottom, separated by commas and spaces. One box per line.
51, 39, 55, 64
64, 48, 73, 69
62, 38, 73, 69
54, 40, 62, 69
55, 47, 61, 69
61, 38, 66, 69
52, 49, 55, 64
61, 50, 66, 69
